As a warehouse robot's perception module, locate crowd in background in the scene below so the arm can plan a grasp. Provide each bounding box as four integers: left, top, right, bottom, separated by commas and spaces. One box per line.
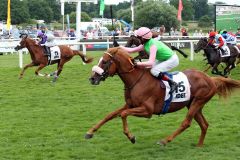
1, 24, 240, 40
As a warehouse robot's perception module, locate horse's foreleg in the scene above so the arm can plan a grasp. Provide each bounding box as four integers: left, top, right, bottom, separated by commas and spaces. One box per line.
19, 62, 35, 79
203, 65, 212, 72
35, 64, 47, 76
120, 106, 152, 144
194, 111, 209, 147
85, 105, 127, 139
211, 63, 221, 75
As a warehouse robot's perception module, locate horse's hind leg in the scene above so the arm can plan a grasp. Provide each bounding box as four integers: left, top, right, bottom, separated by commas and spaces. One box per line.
19, 62, 35, 79
194, 111, 209, 147
85, 105, 127, 139
160, 100, 205, 146
52, 60, 69, 82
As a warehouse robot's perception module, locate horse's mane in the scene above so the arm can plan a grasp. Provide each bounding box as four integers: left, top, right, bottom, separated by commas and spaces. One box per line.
107, 47, 130, 58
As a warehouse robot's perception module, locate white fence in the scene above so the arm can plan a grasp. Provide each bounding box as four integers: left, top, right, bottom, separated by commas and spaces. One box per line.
1, 36, 239, 68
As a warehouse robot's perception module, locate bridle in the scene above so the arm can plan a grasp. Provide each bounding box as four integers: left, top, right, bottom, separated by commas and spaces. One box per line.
100, 51, 145, 90
198, 38, 215, 50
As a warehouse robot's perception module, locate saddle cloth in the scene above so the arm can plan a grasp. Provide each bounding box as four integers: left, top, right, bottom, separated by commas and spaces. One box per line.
50, 46, 61, 61
162, 72, 191, 102
219, 46, 230, 57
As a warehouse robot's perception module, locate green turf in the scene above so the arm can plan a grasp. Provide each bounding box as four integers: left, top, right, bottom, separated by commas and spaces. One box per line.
0, 50, 240, 160
216, 14, 240, 32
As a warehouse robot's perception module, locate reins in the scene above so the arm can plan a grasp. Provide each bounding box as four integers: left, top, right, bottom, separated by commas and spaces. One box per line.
104, 51, 145, 90
124, 69, 146, 90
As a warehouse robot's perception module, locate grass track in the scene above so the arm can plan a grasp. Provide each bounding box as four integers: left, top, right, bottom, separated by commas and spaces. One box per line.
0, 50, 240, 160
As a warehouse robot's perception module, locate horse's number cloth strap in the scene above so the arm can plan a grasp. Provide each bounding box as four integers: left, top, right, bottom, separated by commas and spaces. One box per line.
162, 72, 191, 102
50, 46, 61, 61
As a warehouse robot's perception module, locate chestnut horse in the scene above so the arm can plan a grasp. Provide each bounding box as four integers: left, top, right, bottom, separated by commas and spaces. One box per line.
194, 38, 239, 77
86, 47, 240, 146
125, 35, 188, 61
15, 34, 93, 82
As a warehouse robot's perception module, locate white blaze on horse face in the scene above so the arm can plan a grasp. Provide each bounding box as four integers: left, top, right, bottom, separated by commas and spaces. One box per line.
92, 65, 104, 75
98, 57, 103, 65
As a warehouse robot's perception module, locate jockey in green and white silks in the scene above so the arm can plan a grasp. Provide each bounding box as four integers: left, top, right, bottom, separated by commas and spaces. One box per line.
120, 27, 179, 93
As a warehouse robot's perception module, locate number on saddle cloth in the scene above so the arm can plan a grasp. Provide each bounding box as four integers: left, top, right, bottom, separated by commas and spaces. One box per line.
160, 72, 191, 114
220, 46, 230, 57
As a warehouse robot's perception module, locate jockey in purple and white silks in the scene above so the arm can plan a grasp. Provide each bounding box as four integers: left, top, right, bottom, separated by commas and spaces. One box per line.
120, 27, 179, 93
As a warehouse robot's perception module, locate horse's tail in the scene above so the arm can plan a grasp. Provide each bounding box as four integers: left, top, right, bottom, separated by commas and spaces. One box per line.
171, 46, 188, 58
211, 77, 240, 98
73, 50, 93, 63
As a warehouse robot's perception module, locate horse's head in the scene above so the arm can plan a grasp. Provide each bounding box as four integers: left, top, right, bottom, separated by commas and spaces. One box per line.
194, 37, 208, 53
14, 34, 28, 51
125, 35, 141, 47
89, 47, 135, 85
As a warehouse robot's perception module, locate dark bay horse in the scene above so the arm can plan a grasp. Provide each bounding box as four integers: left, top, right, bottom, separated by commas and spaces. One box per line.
125, 35, 188, 61
15, 34, 93, 82
194, 38, 239, 77
86, 47, 240, 146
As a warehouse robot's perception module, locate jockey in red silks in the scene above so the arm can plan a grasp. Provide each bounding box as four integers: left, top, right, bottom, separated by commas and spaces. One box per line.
208, 31, 226, 53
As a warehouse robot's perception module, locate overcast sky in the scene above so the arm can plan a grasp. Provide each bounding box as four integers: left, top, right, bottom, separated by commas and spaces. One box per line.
208, 0, 240, 5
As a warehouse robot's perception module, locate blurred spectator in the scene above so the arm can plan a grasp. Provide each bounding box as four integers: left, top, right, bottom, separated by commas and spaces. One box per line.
159, 25, 165, 36
169, 27, 174, 36
193, 30, 199, 37
199, 30, 204, 37
181, 27, 188, 37
86, 30, 93, 39
68, 29, 76, 40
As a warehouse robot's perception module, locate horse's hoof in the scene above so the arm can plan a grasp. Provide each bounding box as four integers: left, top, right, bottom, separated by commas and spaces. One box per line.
157, 140, 167, 146
130, 136, 136, 144
85, 133, 94, 139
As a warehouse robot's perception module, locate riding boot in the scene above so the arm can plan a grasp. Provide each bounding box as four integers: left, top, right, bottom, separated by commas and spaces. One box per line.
219, 47, 225, 55
43, 46, 50, 56
157, 72, 178, 94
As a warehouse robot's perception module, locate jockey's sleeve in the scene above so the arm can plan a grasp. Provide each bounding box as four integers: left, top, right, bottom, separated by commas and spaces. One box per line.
218, 37, 224, 47
136, 45, 157, 67
120, 45, 144, 53
208, 39, 214, 44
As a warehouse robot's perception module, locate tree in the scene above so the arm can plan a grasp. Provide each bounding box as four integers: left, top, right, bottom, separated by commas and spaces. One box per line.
191, 0, 208, 20
28, 0, 53, 23
69, 11, 92, 23
135, 1, 179, 31
0, 0, 30, 24
198, 15, 212, 27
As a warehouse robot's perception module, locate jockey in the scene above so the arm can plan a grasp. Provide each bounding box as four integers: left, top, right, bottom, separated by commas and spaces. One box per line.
120, 27, 179, 93
208, 31, 226, 53
37, 26, 50, 56
220, 30, 240, 54
220, 30, 237, 45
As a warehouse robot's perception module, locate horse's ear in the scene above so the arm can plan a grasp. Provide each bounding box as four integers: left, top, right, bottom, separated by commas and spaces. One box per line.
20, 33, 28, 39
113, 39, 119, 47
108, 47, 119, 55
